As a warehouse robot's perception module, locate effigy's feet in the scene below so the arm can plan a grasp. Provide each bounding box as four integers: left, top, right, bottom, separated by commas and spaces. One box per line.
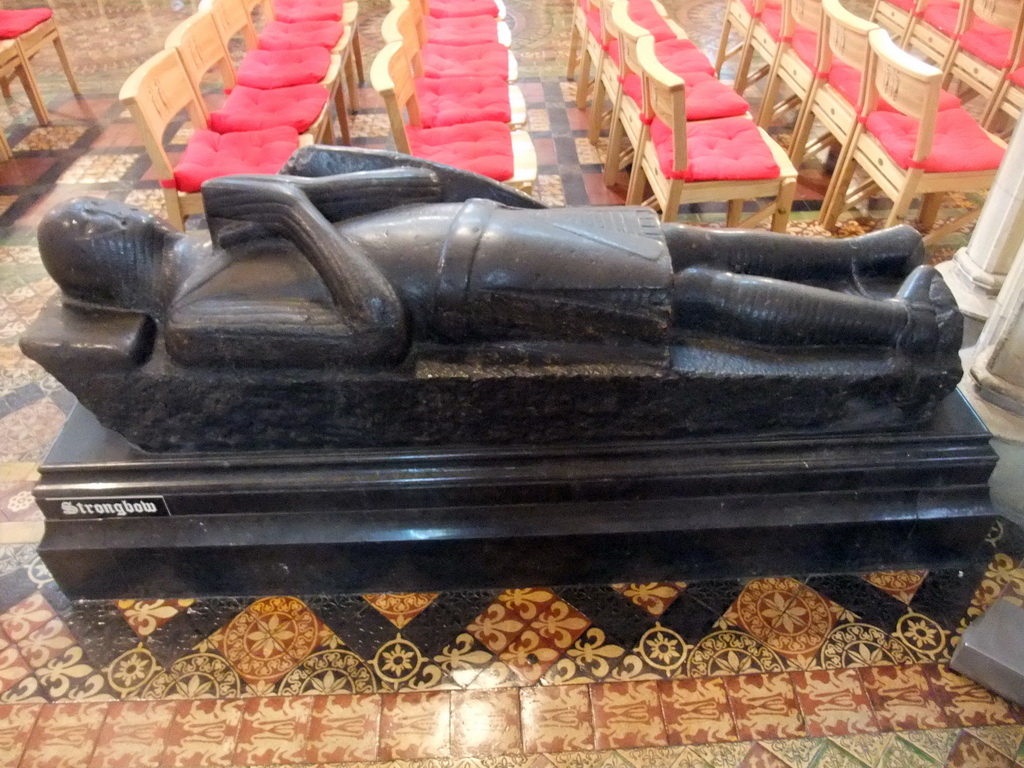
895, 266, 963, 356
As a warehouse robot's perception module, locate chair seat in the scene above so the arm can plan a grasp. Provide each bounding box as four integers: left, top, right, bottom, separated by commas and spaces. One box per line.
1009, 64, 1024, 85
624, 72, 749, 120
920, 1, 960, 34
740, 0, 782, 16
586, 7, 605, 48
235, 47, 332, 89
828, 62, 961, 111
210, 84, 329, 133
421, 42, 509, 79
0, 8, 52, 38
792, 27, 818, 67
429, 0, 500, 19
258, 19, 343, 50
650, 115, 780, 181
888, 0, 915, 11
416, 77, 511, 126
406, 120, 514, 181
626, 0, 675, 41
610, 37, 716, 74
958, 18, 1014, 68
167, 127, 300, 193
272, 0, 343, 22
864, 107, 1004, 172
425, 15, 499, 45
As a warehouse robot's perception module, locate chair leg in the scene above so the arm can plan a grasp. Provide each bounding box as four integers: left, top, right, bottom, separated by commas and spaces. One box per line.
626, 138, 649, 204
345, 51, 359, 113
818, 143, 858, 230
787, 97, 816, 165
0, 129, 12, 161
660, 182, 683, 223
587, 71, 607, 144
883, 180, 919, 228
334, 83, 351, 144
576, 44, 592, 109
52, 35, 80, 95
756, 61, 782, 127
163, 189, 187, 231
603, 90, 626, 187
771, 176, 797, 232
352, 27, 364, 83
0, 77, 10, 98
715, 16, 734, 77
14, 60, 50, 126
567, 11, 581, 80
733, 30, 757, 94
917, 191, 943, 231
726, 199, 744, 226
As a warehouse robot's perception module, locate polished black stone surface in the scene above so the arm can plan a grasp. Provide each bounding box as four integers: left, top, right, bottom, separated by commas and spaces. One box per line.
35, 390, 998, 598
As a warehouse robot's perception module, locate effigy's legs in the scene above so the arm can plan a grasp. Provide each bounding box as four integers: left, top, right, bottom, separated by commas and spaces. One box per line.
672, 264, 962, 354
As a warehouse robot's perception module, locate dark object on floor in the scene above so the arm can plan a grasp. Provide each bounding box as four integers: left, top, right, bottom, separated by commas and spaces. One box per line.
952, 598, 1024, 705
33, 392, 996, 597
21, 146, 963, 452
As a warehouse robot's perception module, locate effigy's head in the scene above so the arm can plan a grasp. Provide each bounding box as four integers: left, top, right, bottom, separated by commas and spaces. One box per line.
38, 197, 174, 314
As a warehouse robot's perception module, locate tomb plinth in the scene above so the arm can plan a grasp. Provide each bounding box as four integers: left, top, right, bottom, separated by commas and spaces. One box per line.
35, 390, 997, 599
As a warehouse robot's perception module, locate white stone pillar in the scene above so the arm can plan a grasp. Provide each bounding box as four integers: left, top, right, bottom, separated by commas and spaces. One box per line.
937, 118, 1024, 320
963, 231, 1024, 442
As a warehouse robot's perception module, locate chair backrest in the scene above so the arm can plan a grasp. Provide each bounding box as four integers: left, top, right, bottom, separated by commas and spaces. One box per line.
611, 0, 678, 79
370, 40, 418, 153
382, 1, 428, 77
968, 0, 1024, 64
201, 0, 258, 51
165, 11, 237, 122
120, 48, 208, 182
865, 27, 941, 162
636, 33, 687, 173
821, 0, 879, 90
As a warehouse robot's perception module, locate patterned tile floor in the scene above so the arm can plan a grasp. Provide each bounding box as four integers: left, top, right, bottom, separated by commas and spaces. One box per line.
0, 0, 1022, 765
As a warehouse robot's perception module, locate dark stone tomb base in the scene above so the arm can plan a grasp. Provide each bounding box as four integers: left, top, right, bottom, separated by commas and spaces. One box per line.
35, 392, 998, 599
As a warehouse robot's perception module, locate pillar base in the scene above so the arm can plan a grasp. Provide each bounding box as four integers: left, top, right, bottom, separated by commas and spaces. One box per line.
937, 255, 1003, 321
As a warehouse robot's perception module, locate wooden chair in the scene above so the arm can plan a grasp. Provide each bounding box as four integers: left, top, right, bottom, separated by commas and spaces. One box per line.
946, 0, 1024, 112
715, 0, 781, 90
0, 37, 49, 142
165, 11, 335, 143
757, 0, 824, 127
870, 0, 916, 42
391, 0, 512, 46
0, 7, 78, 112
414, 0, 506, 21
819, 28, 1006, 243
382, 0, 518, 82
983, 35, 1024, 125
370, 40, 536, 190
902, 0, 970, 70
734, 0, 787, 96
604, 2, 746, 183
120, 48, 304, 230
626, 34, 797, 226
202, 0, 352, 141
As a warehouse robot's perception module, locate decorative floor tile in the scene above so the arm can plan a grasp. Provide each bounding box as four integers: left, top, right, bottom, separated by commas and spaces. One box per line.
922, 665, 1018, 727
304, 693, 381, 763
612, 583, 687, 618
56, 153, 140, 184
17, 616, 77, 669
115, 599, 194, 639
218, 596, 321, 687
16, 125, 89, 152
451, 688, 522, 756
660, 677, 737, 745
966, 725, 1024, 761
859, 666, 950, 732
502, 598, 590, 683
363, 593, 439, 628
0, 702, 42, 767
20, 701, 109, 768
863, 571, 929, 605
521, 683, 595, 753
0, 591, 56, 642
161, 699, 245, 768
737, 741, 797, 767
379, 691, 450, 761
724, 672, 807, 741
88, 700, 176, 768
791, 669, 878, 737
591, 681, 667, 750
945, 731, 1015, 767
232, 695, 313, 765
470, 599, 528, 655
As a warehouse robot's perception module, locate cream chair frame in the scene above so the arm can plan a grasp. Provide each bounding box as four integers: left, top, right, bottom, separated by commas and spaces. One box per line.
757, 0, 824, 127
0, 11, 78, 111
948, 0, 1024, 115
0, 38, 49, 143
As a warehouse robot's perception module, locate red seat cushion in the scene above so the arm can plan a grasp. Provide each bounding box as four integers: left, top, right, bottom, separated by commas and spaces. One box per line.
761, 7, 783, 39
650, 115, 780, 181
792, 27, 818, 67
864, 106, 1004, 172
415, 77, 511, 126
586, 6, 606, 48
623, 72, 750, 120
406, 120, 515, 180
420, 42, 509, 79
740, 0, 782, 15
425, 15, 499, 45
272, 0, 342, 21
429, 0, 500, 18
626, 0, 675, 41
652, 37, 716, 75
235, 47, 332, 89
209, 84, 328, 133
920, 0, 960, 34
168, 127, 300, 193
958, 17, 1014, 67
0, 8, 52, 38
1009, 64, 1024, 86
257, 20, 343, 50
888, 0, 915, 11
827, 62, 961, 111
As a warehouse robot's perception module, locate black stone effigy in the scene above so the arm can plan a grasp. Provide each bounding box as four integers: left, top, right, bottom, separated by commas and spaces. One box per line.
35, 390, 997, 599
